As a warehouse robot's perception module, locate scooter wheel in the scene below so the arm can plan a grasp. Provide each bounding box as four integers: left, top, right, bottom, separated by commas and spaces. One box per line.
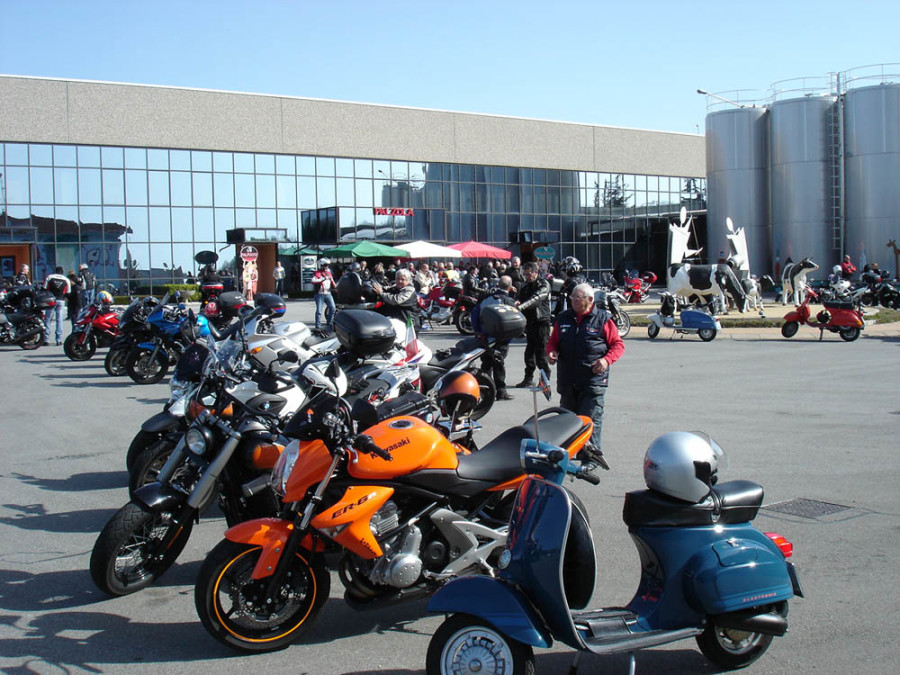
647, 323, 660, 339
427, 613, 535, 675
780, 321, 800, 339
696, 603, 787, 670
839, 327, 861, 342
698, 328, 717, 342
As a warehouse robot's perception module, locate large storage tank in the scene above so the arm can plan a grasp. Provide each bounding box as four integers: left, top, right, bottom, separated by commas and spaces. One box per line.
844, 83, 900, 275
769, 95, 836, 273
705, 107, 771, 273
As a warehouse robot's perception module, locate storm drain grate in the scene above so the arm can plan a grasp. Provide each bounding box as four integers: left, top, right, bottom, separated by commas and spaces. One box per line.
763, 498, 851, 519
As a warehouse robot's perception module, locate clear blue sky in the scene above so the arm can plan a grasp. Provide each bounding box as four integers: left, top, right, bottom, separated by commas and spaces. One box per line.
2, 0, 898, 135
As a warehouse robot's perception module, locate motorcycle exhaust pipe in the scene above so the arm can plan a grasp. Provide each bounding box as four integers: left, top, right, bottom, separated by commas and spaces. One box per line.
714, 610, 788, 637
16, 326, 44, 341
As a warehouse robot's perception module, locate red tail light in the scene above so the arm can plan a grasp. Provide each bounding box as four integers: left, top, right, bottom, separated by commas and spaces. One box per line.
765, 532, 793, 558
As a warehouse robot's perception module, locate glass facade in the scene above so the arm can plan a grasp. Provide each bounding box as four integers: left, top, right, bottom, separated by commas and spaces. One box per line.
0, 141, 706, 292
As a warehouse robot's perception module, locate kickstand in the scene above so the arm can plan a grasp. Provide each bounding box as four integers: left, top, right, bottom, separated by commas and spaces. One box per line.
628, 651, 636, 675
568, 652, 582, 675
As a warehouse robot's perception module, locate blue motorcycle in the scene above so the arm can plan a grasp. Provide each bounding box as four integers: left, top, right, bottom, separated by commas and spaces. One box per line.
426, 432, 802, 674
125, 294, 194, 384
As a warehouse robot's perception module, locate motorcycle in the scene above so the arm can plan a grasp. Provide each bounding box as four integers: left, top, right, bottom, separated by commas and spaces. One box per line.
622, 270, 657, 303
0, 288, 52, 350
104, 296, 162, 376
594, 286, 631, 338
648, 292, 721, 342
192, 374, 596, 652
452, 294, 479, 335
419, 283, 460, 328
63, 301, 121, 361
124, 298, 193, 384
781, 287, 866, 342
426, 432, 802, 674
858, 269, 898, 308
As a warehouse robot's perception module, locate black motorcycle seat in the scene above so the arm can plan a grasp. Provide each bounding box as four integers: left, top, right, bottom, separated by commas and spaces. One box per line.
622, 480, 764, 528
823, 299, 856, 311
456, 409, 588, 483
428, 348, 464, 370
303, 330, 335, 348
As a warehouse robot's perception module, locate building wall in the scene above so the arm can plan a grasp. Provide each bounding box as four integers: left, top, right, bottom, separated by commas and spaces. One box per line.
0, 75, 705, 177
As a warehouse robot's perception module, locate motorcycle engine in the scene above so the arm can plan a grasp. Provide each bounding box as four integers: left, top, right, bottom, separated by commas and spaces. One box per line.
364, 501, 423, 588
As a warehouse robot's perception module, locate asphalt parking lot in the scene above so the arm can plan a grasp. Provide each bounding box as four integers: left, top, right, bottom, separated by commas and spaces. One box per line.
1, 300, 898, 674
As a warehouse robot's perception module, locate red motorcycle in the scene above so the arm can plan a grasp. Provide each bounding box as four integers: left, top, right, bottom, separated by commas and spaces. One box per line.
418, 283, 459, 328
64, 302, 121, 360
622, 270, 657, 303
781, 288, 865, 342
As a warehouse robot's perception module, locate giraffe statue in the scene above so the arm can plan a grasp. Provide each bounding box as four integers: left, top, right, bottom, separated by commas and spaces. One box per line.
888, 239, 900, 280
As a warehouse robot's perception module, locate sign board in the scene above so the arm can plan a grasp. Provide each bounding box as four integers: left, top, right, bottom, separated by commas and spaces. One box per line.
374, 208, 414, 217
534, 246, 556, 260
239, 245, 259, 262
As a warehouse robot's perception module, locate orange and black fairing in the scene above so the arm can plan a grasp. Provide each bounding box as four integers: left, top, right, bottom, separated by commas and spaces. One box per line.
350, 416, 460, 480
310, 486, 395, 559
282, 439, 333, 502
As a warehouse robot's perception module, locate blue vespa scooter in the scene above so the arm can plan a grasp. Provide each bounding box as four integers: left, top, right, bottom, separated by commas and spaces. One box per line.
647, 292, 721, 342
425, 430, 802, 674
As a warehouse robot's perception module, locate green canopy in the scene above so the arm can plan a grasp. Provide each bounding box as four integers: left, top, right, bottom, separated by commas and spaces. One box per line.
322, 240, 408, 259
287, 246, 321, 255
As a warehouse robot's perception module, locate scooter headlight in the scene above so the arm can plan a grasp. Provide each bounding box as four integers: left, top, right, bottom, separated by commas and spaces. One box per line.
185, 426, 213, 456
270, 439, 300, 497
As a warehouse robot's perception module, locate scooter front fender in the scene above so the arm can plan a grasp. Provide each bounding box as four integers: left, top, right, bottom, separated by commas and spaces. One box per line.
782, 310, 804, 323
427, 575, 552, 648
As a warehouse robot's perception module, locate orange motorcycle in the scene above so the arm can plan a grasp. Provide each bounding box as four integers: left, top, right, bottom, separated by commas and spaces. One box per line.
193, 375, 601, 653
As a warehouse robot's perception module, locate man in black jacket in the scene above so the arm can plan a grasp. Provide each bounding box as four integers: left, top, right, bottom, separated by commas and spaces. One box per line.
473, 276, 516, 401
514, 262, 551, 387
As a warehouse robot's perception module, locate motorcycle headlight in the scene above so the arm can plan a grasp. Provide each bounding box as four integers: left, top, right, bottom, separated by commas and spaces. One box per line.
185, 426, 213, 456
270, 439, 300, 497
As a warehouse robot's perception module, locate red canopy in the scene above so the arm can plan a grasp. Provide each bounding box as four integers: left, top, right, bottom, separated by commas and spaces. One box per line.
448, 241, 512, 259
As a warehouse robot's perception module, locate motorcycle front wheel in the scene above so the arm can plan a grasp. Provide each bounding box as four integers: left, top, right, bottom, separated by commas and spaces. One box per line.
454, 309, 473, 335
126, 347, 169, 384
89, 501, 193, 596
104, 346, 129, 376
781, 321, 800, 339
839, 327, 861, 342
195, 540, 330, 653
64, 332, 96, 361
696, 603, 787, 670
427, 613, 535, 675
614, 309, 631, 338
18, 319, 44, 350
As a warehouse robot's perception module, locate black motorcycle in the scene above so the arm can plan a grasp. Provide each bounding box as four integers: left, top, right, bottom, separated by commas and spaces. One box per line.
0, 286, 53, 349
104, 296, 160, 376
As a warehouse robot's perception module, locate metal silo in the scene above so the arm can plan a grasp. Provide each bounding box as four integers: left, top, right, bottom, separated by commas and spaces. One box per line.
705, 106, 771, 273
769, 94, 837, 273
844, 83, 900, 275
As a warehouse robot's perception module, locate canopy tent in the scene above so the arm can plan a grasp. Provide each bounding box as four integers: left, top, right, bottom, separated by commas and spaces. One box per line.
395, 240, 462, 259
448, 241, 512, 259
287, 246, 320, 256
322, 240, 408, 259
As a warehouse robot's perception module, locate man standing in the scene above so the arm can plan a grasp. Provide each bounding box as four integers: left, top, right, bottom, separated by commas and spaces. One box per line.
546, 282, 624, 449
77, 263, 95, 307
43, 266, 71, 345
473, 276, 516, 401
514, 262, 551, 387
14, 263, 30, 286
273, 260, 286, 296
508, 256, 525, 294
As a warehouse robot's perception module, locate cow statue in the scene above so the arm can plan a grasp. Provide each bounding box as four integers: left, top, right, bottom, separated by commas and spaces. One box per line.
780, 257, 819, 305
667, 263, 749, 314
740, 274, 775, 315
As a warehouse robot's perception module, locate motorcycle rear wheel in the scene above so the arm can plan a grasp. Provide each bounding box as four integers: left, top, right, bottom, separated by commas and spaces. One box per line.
89, 501, 193, 596
696, 603, 787, 670
64, 332, 96, 361
470, 370, 496, 421
454, 310, 473, 335
18, 319, 44, 350
126, 347, 169, 385
105, 346, 129, 376
781, 321, 800, 339
427, 613, 535, 675
839, 327, 861, 342
698, 328, 717, 342
195, 540, 330, 653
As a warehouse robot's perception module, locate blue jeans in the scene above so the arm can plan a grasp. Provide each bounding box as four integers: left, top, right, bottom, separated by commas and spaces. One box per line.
314, 293, 335, 328
44, 301, 65, 343
82, 288, 95, 307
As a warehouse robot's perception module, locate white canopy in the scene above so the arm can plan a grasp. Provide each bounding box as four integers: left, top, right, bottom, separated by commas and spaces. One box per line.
395, 240, 462, 258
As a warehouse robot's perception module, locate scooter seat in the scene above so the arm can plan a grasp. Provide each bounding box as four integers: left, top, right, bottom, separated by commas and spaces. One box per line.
823, 299, 856, 311
456, 409, 588, 483
622, 480, 764, 528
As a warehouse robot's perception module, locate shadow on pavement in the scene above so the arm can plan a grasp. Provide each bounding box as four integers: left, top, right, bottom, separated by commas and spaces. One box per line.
8, 470, 130, 492
0, 504, 118, 533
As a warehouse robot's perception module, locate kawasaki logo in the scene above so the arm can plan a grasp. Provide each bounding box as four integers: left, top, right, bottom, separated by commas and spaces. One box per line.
383, 437, 410, 453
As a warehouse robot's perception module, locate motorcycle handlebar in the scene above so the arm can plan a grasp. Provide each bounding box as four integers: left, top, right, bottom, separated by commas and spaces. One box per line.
209, 305, 267, 341
353, 434, 393, 461
575, 466, 601, 485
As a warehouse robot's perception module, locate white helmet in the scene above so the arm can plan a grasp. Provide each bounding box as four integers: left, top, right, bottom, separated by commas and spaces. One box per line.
643, 431, 725, 503
832, 265, 841, 274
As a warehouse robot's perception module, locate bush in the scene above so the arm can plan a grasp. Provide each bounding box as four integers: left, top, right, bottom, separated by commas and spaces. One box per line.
162, 284, 198, 301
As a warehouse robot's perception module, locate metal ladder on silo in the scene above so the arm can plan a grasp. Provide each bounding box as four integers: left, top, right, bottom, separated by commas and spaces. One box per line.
828, 73, 845, 257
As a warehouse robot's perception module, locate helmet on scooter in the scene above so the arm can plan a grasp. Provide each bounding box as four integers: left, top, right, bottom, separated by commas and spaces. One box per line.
97, 290, 113, 307
643, 431, 725, 503
832, 265, 842, 275
438, 371, 481, 416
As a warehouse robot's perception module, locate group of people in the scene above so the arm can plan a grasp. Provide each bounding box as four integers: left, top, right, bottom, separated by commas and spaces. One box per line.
309, 254, 623, 451
11, 262, 98, 345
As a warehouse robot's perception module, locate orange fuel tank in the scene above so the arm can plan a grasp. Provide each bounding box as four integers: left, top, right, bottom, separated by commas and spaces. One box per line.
350, 416, 460, 480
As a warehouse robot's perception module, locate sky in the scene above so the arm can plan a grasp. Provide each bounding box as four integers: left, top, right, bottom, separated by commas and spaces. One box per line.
2, 0, 899, 135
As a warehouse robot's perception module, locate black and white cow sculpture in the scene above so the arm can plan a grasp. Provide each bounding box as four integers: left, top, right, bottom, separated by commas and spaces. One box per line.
667, 263, 749, 314
741, 274, 775, 313
780, 258, 819, 305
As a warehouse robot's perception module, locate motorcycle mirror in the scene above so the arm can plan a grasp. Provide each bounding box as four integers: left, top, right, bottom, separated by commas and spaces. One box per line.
277, 349, 300, 364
